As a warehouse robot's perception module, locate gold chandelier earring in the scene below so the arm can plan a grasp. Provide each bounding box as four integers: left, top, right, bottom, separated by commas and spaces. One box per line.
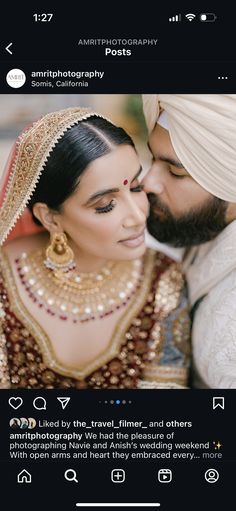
44, 232, 76, 273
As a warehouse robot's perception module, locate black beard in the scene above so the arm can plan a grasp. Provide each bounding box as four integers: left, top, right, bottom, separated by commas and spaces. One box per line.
147, 193, 228, 247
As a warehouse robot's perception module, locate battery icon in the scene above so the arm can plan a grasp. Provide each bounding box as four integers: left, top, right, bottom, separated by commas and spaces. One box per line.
200, 13, 217, 22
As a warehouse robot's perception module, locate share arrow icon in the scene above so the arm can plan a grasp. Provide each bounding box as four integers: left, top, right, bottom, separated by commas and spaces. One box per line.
57, 397, 71, 410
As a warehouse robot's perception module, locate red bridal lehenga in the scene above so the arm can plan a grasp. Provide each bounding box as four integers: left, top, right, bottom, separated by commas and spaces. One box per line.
0, 106, 190, 389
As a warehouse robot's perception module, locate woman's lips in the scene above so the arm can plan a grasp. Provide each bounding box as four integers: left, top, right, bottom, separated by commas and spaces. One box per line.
119, 230, 145, 248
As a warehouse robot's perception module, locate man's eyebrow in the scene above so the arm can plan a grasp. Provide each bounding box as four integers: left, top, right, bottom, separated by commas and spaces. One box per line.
147, 142, 184, 169
159, 156, 184, 169
85, 165, 143, 205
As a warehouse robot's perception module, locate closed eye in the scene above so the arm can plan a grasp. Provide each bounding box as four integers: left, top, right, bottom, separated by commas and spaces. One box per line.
169, 170, 186, 179
131, 176, 144, 192
131, 184, 144, 192
95, 199, 116, 214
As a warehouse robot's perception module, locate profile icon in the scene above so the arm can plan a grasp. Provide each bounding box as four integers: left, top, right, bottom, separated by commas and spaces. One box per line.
205, 468, 219, 483
6, 69, 26, 89
9, 418, 21, 429
20, 417, 29, 429
28, 417, 37, 429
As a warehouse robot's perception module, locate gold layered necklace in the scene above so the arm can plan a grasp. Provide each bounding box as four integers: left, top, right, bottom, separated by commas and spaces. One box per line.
15, 250, 144, 323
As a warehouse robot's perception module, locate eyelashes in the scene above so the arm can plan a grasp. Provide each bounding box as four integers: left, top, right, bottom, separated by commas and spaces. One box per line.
95, 185, 144, 213
95, 199, 116, 214
95, 185, 144, 214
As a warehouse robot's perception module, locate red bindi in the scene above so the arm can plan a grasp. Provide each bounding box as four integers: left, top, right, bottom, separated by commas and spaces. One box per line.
123, 179, 128, 185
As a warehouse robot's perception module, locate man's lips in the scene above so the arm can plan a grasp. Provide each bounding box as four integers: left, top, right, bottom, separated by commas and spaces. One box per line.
151, 205, 168, 219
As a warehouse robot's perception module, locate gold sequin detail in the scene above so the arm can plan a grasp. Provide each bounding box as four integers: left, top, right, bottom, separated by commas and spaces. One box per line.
154, 262, 184, 317
143, 262, 189, 386
173, 307, 191, 355
0, 302, 10, 388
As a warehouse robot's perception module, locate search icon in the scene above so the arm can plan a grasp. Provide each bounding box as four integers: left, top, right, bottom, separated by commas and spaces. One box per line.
64, 469, 78, 483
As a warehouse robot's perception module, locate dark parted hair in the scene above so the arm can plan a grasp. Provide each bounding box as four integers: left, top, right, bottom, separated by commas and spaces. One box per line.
28, 115, 135, 225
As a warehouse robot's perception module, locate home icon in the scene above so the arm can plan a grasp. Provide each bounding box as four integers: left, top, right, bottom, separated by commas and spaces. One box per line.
17, 469, 32, 483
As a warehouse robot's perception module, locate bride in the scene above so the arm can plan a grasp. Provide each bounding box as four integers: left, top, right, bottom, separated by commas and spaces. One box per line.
0, 106, 190, 389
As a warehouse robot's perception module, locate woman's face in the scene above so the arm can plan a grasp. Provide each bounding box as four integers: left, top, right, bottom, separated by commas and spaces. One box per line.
57, 145, 149, 265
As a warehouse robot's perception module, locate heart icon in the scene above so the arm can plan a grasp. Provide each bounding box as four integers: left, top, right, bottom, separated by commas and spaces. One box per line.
8, 397, 23, 410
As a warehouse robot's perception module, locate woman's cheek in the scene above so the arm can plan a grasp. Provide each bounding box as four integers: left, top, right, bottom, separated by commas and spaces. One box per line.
90, 215, 117, 239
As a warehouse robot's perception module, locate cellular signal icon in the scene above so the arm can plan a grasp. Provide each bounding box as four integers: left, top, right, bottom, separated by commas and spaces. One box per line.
169, 14, 181, 22
185, 13, 196, 21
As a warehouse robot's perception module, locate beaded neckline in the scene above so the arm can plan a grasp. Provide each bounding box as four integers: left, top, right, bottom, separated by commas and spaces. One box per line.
15, 250, 144, 323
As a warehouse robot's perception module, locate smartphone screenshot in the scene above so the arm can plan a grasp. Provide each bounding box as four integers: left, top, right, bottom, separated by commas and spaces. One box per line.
0, 5, 235, 510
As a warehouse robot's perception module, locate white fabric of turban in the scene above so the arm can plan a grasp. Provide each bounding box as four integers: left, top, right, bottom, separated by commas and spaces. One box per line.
142, 94, 236, 202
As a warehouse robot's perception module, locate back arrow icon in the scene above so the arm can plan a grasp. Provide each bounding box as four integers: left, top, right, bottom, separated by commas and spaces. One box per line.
6, 43, 13, 55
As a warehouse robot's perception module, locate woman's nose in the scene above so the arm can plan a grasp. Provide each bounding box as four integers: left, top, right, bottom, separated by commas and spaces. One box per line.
122, 195, 148, 228
142, 168, 164, 195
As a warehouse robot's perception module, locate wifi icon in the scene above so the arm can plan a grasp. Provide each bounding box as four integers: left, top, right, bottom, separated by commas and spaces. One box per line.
185, 13, 196, 21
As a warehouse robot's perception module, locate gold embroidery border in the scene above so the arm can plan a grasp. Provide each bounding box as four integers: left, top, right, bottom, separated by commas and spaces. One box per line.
0, 248, 156, 380
142, 365, 188, 386
137, 379, 188, 389
0, 108, 109, 245
0, 309, 10, 388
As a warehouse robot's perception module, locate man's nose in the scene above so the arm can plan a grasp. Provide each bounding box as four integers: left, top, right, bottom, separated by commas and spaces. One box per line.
142, 168, 164, 195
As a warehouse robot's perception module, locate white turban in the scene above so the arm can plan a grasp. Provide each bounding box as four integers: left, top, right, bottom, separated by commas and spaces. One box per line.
142, 94, 236, 202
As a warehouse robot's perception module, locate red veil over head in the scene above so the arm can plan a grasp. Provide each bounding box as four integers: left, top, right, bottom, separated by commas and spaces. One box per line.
0, 107, 102, 246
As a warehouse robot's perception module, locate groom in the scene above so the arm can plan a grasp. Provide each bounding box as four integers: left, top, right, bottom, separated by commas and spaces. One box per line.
142, 94, 236, 389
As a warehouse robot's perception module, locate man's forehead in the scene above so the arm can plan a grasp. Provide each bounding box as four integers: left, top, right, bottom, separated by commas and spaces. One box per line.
149, 123, 174, 151
148, 125, 188, 171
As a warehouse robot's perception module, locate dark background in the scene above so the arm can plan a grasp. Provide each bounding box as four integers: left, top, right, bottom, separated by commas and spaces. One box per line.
0, 4, 235, 92
0, 389, 234, 510
0, 4, 236, 509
